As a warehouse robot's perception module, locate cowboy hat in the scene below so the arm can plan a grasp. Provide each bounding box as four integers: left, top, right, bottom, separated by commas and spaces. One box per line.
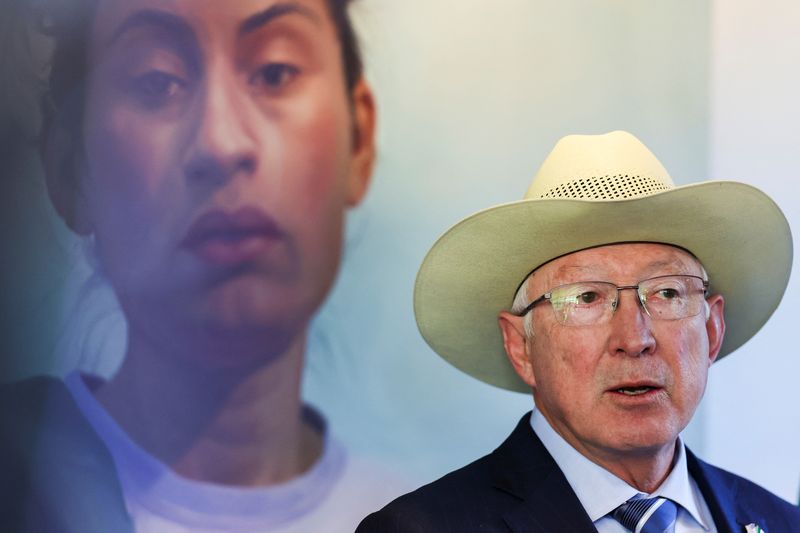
414, 131, 792, 392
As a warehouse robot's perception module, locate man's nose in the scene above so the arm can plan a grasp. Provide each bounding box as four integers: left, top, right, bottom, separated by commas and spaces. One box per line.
184, 70, 258, 185
607, 288, 656, 357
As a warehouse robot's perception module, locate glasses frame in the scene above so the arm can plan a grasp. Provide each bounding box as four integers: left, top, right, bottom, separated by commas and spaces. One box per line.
514, 274, 710, 324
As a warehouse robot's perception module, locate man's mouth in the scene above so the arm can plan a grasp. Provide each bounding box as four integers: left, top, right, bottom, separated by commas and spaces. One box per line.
608, 381, 663, 397
614, 386, 657, 396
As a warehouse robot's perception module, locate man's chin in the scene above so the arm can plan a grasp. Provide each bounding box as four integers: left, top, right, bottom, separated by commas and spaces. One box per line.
603, 425, 682, 457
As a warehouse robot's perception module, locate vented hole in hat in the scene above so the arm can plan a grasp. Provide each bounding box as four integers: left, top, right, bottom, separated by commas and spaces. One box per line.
541, 174, 670, 200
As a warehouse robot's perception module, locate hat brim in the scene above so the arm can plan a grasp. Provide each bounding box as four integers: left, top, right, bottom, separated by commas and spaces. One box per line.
414, 181, 793, 392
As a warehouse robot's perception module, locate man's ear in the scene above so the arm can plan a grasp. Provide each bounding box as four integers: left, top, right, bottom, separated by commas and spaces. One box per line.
705, 294, 726, 365
345, 77, 376, 207
43, 117, 92, 235
498, 311, 536, 388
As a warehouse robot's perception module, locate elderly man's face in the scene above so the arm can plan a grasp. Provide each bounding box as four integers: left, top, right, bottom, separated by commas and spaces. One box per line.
501, 243, 725, 463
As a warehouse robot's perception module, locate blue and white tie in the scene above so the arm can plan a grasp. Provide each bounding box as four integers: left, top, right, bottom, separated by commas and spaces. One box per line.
613, 496, 678, 533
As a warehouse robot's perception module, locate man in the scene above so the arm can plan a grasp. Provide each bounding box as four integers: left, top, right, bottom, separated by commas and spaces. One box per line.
1, 1, 406, 532
358, 131, 800, 532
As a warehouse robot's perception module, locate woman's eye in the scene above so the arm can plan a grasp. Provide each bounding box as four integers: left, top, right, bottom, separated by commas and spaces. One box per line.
250, 63, 300, 90
129, 71, 187, 107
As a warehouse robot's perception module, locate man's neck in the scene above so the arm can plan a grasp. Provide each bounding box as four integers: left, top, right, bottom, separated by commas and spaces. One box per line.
590, 445, 677, 493
538, 409, 677, 493
94, 330, 323, 487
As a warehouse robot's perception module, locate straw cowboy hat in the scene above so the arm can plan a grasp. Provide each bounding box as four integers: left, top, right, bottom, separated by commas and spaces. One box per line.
414, 131, 793, 392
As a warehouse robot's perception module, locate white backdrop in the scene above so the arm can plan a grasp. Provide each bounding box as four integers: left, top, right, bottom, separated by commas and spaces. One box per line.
704, 0, 800, 503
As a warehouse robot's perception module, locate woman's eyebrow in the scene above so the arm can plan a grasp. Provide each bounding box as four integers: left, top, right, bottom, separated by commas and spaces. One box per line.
238, 2, 321, 38
106, 9, 196, 48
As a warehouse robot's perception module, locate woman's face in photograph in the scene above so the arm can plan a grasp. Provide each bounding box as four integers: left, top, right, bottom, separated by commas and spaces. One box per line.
76, 0, 373, 363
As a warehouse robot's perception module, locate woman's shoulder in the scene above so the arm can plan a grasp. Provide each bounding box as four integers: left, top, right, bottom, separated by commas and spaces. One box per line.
0, 375, 134, 533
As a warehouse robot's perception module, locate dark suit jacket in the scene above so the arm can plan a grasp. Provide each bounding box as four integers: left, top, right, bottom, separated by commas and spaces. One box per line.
0, 377, 134, 533
357, 413, 800, 532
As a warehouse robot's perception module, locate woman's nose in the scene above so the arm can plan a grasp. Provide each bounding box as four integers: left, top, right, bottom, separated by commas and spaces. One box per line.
183, 70, 258, 185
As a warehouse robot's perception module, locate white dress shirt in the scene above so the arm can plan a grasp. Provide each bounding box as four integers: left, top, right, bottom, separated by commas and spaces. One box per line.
530, 409, 717, 532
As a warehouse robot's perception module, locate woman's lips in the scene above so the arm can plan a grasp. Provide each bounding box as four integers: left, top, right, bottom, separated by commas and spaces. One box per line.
182, 207, 284, 267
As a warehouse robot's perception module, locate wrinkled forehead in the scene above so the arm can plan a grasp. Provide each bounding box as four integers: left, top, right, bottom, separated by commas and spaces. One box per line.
526, 242, 706, 289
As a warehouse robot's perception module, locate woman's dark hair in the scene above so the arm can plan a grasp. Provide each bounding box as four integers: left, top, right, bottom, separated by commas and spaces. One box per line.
328, 0, 363, 92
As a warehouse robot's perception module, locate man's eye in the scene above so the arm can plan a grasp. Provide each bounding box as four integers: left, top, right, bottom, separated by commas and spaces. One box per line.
577, 291, 600, 304
129, 71, 186, 106
655, 288, 681, 299
250, 63, 300, 90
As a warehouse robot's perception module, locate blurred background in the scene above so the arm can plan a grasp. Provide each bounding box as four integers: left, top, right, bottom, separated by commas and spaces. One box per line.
2, 0, 798, 503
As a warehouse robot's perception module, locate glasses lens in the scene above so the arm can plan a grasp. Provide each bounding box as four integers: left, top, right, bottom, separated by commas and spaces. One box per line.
639, 275, 706, 320
549, 282, 616, 326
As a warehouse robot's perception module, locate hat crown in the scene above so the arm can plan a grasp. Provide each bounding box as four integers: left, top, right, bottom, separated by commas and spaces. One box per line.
526, 131, 675, 201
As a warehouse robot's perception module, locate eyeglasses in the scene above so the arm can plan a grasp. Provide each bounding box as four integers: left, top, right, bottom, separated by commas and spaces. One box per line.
515, 275, 709, 326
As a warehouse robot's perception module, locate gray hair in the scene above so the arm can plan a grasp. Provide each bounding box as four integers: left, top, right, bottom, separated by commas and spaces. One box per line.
510, 276, 535, 338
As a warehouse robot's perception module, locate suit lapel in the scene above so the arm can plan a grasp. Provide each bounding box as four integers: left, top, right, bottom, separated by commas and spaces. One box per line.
490, 413, 597, 533
501, 468, 598, 533
489, 419, 771, 533
688, 448, 764, 533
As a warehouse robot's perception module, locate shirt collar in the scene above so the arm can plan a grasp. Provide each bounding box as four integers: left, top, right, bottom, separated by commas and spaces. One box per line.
530, 409, 710, 529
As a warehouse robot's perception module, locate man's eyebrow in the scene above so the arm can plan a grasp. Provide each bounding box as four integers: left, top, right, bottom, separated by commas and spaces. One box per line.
107, 9, 195, 48
644, 259, 687, 272
238, 2, 321, 37
555, 265, 595, 275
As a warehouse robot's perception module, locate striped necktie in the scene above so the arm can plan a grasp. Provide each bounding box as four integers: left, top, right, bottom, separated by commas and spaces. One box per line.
613, 496, 678, 533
